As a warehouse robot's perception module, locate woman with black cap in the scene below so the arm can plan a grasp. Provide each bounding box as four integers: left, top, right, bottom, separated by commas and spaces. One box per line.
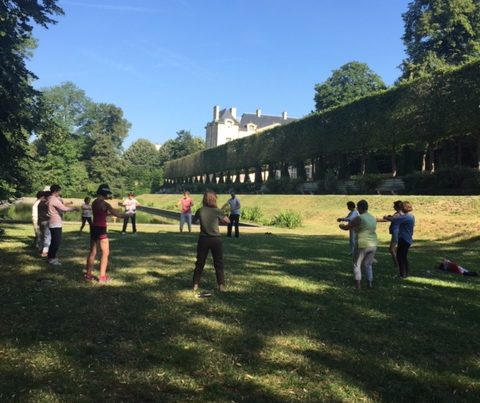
85, 184, 124, 283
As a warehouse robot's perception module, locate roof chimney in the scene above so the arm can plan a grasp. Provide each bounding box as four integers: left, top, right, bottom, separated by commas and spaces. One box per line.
230, 107, 237, 119
282, 111, 288, 120
256, 109, 262, 117
213, 105, 220, 121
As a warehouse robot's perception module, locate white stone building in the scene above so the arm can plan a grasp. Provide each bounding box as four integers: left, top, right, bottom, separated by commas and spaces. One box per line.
205, 105, 296, 149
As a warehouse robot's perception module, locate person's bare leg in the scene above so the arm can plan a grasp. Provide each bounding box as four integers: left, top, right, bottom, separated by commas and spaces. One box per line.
99, 238, 110, 278
86, 240, 97, 276
389, 241, 398, 268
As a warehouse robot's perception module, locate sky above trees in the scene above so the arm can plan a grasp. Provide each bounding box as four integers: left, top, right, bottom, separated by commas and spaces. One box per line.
28, 0, 410, 147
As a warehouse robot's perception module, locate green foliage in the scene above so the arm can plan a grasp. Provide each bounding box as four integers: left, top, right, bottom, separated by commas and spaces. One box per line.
270, 210, 303, 228
241, 206, 264, 223
159, 130, 205, 166
400, 0, 480, 80
403, 167, 480, 194
165, 61, 480, 181
264, 177, 304, 194
0, 0, 63, 199
354, 174, 385, 194
314, 61, 387, 111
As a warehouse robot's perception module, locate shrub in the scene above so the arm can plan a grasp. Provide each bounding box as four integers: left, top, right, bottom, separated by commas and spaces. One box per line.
270, 210, 303, 228
354, 174, 385, 193
241, 206, 264, 223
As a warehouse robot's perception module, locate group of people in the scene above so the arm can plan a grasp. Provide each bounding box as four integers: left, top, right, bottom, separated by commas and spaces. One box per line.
337, 199, 416, 289
176, 190, 241, 238
32, 185, 242, 290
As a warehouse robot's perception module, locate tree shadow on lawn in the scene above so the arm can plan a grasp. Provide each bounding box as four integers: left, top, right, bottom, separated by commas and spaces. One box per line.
1, 228, 480, 402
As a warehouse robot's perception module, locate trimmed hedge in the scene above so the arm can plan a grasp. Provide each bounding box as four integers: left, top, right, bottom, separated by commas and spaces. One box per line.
165, 61, 480, 179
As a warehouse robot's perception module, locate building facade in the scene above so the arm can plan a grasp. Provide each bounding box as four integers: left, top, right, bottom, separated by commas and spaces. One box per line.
205, 105, 296, 149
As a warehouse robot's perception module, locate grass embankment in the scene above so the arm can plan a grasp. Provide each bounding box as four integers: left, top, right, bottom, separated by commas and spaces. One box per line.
0, 195, 479, 402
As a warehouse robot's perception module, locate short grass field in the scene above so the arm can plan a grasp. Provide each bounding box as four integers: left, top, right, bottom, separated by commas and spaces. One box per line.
1, 195, 480, 402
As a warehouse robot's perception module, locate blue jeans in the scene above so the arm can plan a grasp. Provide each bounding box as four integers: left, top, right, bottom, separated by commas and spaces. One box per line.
180, 213, 192, 232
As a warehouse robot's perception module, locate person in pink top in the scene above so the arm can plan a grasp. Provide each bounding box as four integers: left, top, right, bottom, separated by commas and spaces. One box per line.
47, 184, 78, 266
177, 191, 194, 232
85, 184, 124, 283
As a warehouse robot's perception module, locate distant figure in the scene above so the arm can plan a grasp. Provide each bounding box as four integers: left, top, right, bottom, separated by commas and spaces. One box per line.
438, 258, 478, 276
121, 192, 140, 234
79, 197, 93, 232
47, 185, 78, 266
384, 201, 415, 278
32, 191, 43, 250
177, 191, 194, 232
85, 184, 124, 283
339, 200, 378, 289
337, 201, 359, 255
192, 191, 230, 292
222, 191, 241, 238
38, 191, 51, 257
385, 200, 404, 270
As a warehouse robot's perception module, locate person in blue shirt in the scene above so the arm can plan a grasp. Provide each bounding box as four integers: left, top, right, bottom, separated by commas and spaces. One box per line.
384, 201, 415, 278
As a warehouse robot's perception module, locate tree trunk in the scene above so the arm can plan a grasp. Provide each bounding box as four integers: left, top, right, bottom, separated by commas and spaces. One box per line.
360, 151, 367, 176
254, 166, 263, 183
391, 146, 397, 177
234, 170, 241, 184
268, 163, 275, 181
296, 160, 307, 181
218, 172, 224, 184
225, 171, 232, 184
429, 144, 435, 173
243, 169, 251, 183
281, 162, 290, 178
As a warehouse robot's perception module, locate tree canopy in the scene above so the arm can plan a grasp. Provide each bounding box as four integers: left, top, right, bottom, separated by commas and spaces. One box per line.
158, 130, 205, 165
314, 62, 387, 112
400, 0, 480, 80
0, 0, 63, 199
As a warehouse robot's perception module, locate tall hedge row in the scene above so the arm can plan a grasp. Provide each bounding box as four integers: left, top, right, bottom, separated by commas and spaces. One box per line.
165, 61, 480, 179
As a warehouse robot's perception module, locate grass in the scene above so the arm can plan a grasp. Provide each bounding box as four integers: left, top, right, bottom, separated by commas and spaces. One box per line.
1, 195, 480, 402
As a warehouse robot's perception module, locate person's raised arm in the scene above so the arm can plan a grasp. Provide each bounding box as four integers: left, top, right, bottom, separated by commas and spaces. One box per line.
339, 215, 361, 231
106, 202, 124, 219
220, 215, 230, 225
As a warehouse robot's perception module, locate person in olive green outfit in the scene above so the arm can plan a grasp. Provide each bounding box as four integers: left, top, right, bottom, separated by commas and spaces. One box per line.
192, 191, 230, 292
339, 199, 378, 289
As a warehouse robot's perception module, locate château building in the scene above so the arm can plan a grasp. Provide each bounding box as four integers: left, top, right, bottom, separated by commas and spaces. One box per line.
205, 105, 296, 149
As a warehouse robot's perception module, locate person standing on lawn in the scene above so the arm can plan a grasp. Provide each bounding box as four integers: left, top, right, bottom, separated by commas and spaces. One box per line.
337, 201, 359, 255
222, 191, 241, 238
121, 192, 140, 234
85, 184, 124, 283
38, 191, 51, 257
339, 199, 378, 289
192, 190, 230, 292
32, 191, 43, 250
384, 201, 415, 279
79, 196, 93, 232
47, 184, 78, 266
177, 191, 194, 232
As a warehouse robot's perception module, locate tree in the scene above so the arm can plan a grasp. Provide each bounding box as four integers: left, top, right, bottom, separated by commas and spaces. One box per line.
158, 130, 205, 165
41, 82, 92, 134
0, 0, 63, 199
314, 62, 387, 112
123, 139, 163, 193
400, 0, 480, 80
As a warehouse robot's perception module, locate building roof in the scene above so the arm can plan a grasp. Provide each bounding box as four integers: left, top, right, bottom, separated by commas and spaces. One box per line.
239, 113, 296, 129
218, 108, 239, 123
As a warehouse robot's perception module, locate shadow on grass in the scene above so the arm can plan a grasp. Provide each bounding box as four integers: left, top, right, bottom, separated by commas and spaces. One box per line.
1, 225, 479, 402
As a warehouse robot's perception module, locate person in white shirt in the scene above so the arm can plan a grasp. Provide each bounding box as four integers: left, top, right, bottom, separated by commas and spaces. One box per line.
32, 191, 43, 251
337, 201, 359, 255
79, 196, 93, 232
121, 192, 140, 234
222, 192, 241, 238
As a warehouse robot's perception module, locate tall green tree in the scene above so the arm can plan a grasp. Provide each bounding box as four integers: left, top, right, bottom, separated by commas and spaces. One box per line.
314, 62, 387, 112
158, 130, 205, 165
123, 139, 163, 193
0, 0, 63, 199
400, 0, 480, 80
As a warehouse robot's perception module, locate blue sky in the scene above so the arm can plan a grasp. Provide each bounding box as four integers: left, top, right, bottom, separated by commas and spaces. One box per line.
28, 0, 410, 148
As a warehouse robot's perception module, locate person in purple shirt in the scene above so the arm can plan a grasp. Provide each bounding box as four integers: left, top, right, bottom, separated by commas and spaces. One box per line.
384, 201, 415, 278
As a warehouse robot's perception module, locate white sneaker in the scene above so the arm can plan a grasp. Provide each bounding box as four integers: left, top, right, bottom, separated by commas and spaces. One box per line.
48, 258, 62, 266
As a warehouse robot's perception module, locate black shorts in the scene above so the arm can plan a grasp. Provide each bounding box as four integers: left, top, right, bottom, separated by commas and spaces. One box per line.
90, 226, 108, 241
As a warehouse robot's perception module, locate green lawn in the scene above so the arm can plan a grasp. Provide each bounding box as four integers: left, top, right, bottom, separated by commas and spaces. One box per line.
1, 196, 480, 402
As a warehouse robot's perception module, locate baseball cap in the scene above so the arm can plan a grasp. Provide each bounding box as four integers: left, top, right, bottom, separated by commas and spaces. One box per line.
96, 184, 112, 197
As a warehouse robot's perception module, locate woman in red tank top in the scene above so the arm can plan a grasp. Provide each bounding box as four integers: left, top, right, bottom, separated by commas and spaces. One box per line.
85, 184, 124, 283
